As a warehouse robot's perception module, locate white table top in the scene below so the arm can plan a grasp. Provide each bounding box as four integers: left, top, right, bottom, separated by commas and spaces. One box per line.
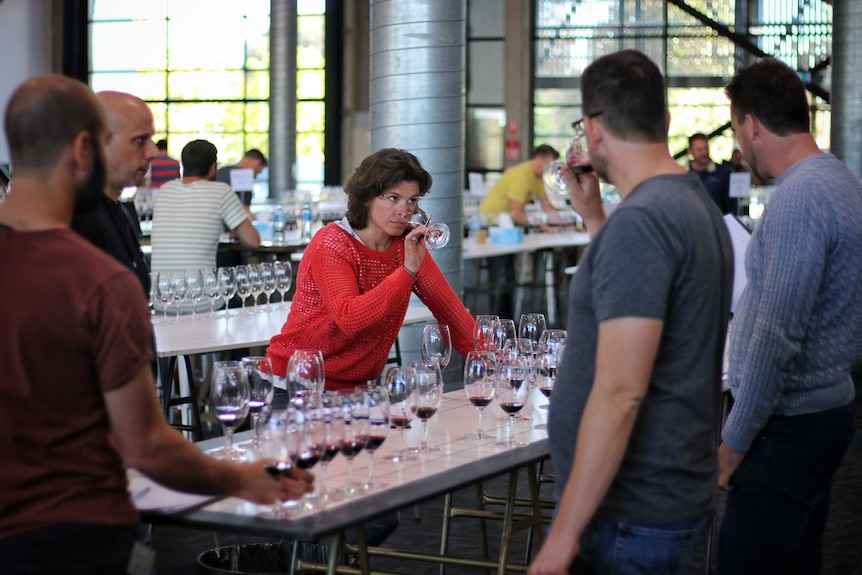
152, 303, 435, 358
462, 230, 590, 260
140, 388, 551, 539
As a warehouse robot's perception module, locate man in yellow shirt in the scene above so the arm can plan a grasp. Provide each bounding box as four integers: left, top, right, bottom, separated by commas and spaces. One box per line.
479, 144, 560, 226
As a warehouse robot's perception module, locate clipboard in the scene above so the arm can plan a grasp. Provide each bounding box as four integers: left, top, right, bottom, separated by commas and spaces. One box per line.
722, 213, 752, 313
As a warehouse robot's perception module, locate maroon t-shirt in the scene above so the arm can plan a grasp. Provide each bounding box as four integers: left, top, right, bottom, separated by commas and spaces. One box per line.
0, 227, 154, 540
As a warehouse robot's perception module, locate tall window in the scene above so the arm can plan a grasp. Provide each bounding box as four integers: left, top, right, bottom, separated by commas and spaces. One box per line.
296, 2, 326, 189
534, 0, 832, 166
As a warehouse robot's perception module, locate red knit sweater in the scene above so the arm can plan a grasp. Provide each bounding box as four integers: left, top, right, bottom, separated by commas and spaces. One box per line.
268, 223, 475, 390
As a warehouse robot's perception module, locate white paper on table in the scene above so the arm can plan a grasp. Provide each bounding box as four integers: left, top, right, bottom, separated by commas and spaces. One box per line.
722, 213, 751, 313
229, 168, 255, 192
128, 475, 217, 513
729, 172, 752, 198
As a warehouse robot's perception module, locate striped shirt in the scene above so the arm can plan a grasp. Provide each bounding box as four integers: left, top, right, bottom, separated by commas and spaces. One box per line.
151, 180, 248, 312
149, 155, 180, 188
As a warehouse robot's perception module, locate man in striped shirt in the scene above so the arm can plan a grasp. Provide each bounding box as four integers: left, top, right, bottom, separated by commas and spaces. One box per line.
150, 139, 260, 313
148, 139, 180, 188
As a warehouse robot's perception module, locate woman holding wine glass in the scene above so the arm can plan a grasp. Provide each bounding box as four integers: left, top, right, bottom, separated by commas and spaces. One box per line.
267, 148, 475, 392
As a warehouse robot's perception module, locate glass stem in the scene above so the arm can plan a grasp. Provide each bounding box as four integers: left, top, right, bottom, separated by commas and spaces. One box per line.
346, 457, 354, 486
366, 452, 374, 482
509, 416, 515, 446
477, 408, 484, 438
224, 426, 233, 452
398, 428, 405, 456
251, 413, 260, 443
421, 419, 429, 451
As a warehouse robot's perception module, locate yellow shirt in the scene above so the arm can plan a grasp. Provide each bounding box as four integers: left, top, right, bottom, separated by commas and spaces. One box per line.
478, 160, 546, 215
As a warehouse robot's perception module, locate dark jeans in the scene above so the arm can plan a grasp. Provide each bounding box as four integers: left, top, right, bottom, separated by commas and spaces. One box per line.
571, 516, 710, 575
0, 523, 138, 574
716, 401, 856, 575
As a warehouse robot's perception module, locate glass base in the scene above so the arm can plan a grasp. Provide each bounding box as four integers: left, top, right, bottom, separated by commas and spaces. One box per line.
462, 431, 496, 440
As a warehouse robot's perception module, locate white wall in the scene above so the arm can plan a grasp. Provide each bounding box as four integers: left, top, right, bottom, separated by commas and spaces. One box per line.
0, 0, 53, 165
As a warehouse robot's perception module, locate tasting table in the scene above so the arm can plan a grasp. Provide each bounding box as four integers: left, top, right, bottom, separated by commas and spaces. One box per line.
137, 390, 552, 575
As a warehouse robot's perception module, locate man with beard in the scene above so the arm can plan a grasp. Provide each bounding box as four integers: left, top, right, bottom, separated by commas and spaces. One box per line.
528, 50, 732, 575
71, 90, 158, 296
0, 76, 312, 574
716, 59, 862, 575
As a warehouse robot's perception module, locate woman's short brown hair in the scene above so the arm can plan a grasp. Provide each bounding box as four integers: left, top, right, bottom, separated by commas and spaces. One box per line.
344, 148, 432, 229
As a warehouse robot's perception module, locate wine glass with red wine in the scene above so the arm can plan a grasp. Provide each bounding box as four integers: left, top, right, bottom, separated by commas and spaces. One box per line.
257, 406, 302, 519
409, 362, 444, 453
341, 391, 370, 497
383, 367, 417, 463
495, 358, 531, 448
360, 385, 389, 492
463, 351, 498, 440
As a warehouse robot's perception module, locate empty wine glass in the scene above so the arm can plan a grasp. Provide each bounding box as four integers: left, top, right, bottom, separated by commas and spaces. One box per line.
519, 313, 547, 356
217, 266, 237, 317
287, 349, 325, 401
384, 366, 416, 463
495, 363, 530, 448
463, 351, 498, 440
259, 262, 277, 310
155, 271, 174, 322
185, 268, 204, 320
542, 116, 594, 197
473, 314, 501, 352
361, 386, 389, 492
407, 207, 450, 250
341, 391, 369, 497
202, 268, 221, 318
241, 356, 275, 445
209, 361, 250, 461
257, 406, 302, 519
420, 323, 451, 370
247, 264, 264, 312
496, 319, 518, 351
235, 265, 252, 315
169, 270, 187, 322
409, 362, 443, 453
274, 260, 293, 310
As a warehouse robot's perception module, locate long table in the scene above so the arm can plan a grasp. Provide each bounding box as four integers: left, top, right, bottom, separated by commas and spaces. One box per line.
462, 230, 590, 261
139, 390, 552, 574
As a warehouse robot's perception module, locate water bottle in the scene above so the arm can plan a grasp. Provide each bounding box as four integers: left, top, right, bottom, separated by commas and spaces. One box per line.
272, 204, 286, 244
300, 201, 313, 242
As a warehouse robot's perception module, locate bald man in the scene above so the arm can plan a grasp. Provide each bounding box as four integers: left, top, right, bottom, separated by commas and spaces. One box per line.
0, 75, 312, 573
71, 91, 158, 295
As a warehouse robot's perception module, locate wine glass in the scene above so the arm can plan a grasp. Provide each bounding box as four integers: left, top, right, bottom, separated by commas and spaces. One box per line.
501, 338, 534, 422
473, 314, 501, 352
316, 392, 344, 504
407, 207, 451, 250
155, 271, 175, 323
259, 262, 277, 310
247, 264, 264, 312
169, 270, 187, 322
202, 268, 221, 318
463, 351, 498, 440
533, 342, 563, 431
274, 260, 293, 310
147, 272, 157, 318
408, 362, 443, 453
519, 313, 547, 356
287, 349, 325, 401
295, 397, 325, 511
217, 266, 237, 317
234, 265, 252, 315
257, 406, 302, 519
185, 268, 204, 320
542, 117, 593, 197
494, 363, 530, 448
340, 391, 369, 497
361, 385, 389, 492
209, 361, 250, 461
241, 356, 275, 445
384, 366, 417, 463
496, 319, 518, 352
420, 323, 451, 370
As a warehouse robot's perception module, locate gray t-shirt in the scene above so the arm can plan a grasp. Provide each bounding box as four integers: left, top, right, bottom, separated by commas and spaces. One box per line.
549, 172, 732, 524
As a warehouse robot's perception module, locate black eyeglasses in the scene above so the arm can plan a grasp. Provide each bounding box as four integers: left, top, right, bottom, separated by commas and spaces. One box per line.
571, 111, 604, 133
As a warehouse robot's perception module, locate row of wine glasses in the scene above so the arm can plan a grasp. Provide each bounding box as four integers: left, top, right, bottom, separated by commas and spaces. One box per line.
149, 262, 293, 322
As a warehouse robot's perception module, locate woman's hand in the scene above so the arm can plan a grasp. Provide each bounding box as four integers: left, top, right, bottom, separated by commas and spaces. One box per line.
403, 224, 427, 274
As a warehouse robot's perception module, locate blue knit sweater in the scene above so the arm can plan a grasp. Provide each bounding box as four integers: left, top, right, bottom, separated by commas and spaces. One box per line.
723, 153, 862, 452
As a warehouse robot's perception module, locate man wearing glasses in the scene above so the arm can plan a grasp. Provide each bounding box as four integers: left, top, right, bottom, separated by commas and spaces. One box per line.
529, 50, 733, 574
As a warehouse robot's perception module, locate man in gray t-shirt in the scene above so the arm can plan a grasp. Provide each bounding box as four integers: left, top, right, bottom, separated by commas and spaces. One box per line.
528, 50, 732, 575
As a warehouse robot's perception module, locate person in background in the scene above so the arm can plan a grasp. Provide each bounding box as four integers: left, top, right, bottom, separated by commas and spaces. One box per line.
150, 139, 260, 314
268, 148, 476, 391
528, 50, 732, 575
686, 132, 738, 214
479, 144, 562, 227
0, 75, 312, 574
716, 58, 862, 575
216, 148, 268, 209
70, 90, 157, 296
148, 138, 181, 188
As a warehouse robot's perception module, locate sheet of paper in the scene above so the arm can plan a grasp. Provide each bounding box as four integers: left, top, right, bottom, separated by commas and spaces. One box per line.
229, 168, 255, 192
722, 213, 752, 313
468, 172, 485, 197
128, 474, 216, 513
729, 171, 752, 198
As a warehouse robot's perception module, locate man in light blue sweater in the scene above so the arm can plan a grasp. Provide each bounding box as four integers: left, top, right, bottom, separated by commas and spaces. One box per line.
717, 59, 862, 574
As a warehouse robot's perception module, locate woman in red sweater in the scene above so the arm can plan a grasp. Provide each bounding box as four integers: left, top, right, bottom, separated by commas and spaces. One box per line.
268, 148, 475, 390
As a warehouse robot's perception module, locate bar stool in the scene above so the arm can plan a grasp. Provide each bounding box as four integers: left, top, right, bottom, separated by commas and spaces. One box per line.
158, 354, 205, 441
